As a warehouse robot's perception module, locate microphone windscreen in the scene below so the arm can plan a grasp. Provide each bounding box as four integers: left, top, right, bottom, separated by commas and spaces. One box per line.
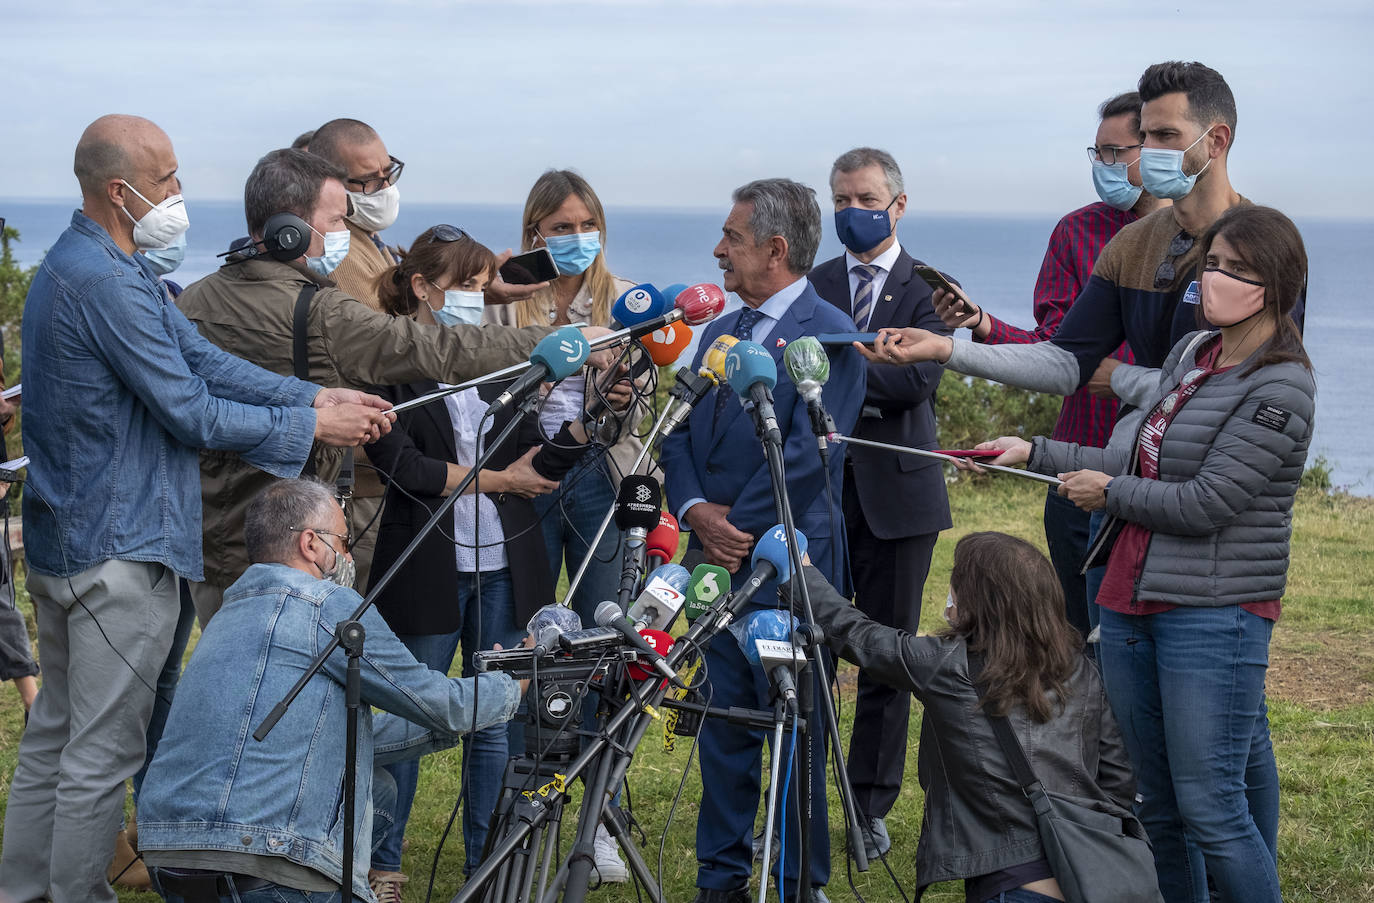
660, 283, 688, 306
724, 341, 777, 399
677, 283, 727, 325
750, 523, 807, 583
613, 475, 662, 532
645, 322, 693, 366
613, 284, 670, 327
685, 563, 730, 621
645, 561, 690, 593
530, 326, 590, 380
525, 603, 582, 639
783, 335, 831, 388
645, 513, 681, 563
626, 628, 675, 681
737, 609, 797, 665
702, 334, 738, 381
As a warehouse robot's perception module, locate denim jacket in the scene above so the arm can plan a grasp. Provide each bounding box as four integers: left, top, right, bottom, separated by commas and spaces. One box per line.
137, 563, 522, 899
20, 212, 320, 579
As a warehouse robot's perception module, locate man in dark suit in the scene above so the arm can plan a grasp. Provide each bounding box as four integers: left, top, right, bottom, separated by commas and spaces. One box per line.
808, 147, 953, 861
661, 178, 864, 903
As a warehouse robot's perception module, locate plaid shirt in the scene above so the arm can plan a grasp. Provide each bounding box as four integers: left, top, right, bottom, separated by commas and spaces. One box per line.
979, 202, 1137, 447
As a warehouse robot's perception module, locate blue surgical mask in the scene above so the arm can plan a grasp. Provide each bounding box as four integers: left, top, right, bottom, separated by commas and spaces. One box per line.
1091, 159, 1143, 212
834, 198, 896, 255
1139, 128, 1214, 201
306, 226, 350, 277
432, 288, 486, 327
143, 231, 187, 275
541, 230, 601, 276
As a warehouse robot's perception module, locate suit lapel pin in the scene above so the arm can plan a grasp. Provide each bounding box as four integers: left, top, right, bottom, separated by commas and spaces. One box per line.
883, 294, 892, 302
776, 338, 787, 348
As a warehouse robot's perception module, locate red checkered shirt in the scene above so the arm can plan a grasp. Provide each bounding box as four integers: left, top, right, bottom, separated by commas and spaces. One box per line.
978, 201, 1137, 448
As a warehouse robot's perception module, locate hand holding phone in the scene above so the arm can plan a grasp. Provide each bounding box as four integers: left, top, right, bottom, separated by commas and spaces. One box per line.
499, 247, 560, 286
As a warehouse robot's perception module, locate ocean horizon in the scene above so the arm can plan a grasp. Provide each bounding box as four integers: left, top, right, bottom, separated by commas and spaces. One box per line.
4, 197, 1370, 495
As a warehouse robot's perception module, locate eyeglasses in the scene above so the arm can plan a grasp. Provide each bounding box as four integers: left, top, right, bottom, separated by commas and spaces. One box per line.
290, 526, 352, 550
1086, 143, 1144, 166
1153, 231, 1196, 289
427, 224, 470, 244
345, 156, 404, 195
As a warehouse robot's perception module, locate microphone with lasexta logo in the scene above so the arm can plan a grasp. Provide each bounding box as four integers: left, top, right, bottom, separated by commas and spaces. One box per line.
683, 562, 732, 623
724, 340, 782, 446
783, 336, 837, 461
613, 475, 662, 608
487, 325, 589, 417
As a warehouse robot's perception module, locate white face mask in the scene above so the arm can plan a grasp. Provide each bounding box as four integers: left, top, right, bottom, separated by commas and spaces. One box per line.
306, 225, 351, 277
120, 180, 190, 251
432, 288, 486, 327
316, 535, 357, 589
346, 183, 400, 233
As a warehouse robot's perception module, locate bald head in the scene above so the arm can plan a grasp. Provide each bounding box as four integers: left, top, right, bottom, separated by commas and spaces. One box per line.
309, 118, 379, 168
74, 114, 169, 200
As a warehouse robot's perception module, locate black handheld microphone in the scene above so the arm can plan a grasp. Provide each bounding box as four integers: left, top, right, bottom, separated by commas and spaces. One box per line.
594, 600, 684, 688
613, 475, 662, 608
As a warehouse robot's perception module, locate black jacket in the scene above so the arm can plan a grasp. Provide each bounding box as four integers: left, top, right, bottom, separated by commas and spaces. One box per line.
808, 249, 953, 539
364, 381, 556, 635
796, 566, 1136, 896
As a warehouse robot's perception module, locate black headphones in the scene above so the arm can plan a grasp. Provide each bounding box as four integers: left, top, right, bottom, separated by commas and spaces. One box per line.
259, 212, 312, 262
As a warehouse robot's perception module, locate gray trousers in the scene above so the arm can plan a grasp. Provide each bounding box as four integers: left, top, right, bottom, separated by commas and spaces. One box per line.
0, 559, 179, 903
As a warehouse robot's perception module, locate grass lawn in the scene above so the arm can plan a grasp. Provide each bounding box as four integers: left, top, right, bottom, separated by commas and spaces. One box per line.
1, 478, 1371, 902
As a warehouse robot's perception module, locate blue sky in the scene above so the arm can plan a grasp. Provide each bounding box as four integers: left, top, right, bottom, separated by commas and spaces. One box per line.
5, 0, 1371, 217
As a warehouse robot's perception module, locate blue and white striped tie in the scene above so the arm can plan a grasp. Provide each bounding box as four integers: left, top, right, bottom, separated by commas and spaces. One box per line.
851, 264, 880, 330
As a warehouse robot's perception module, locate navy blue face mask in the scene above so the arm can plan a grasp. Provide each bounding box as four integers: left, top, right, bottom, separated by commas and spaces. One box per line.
834, 196, 897, 254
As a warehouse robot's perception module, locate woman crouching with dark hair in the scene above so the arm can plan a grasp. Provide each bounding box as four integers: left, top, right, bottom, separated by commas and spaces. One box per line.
800, 531, 1139, 903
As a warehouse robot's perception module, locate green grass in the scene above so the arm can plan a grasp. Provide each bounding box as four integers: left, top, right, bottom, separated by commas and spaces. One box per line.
1, 479, 1372, 901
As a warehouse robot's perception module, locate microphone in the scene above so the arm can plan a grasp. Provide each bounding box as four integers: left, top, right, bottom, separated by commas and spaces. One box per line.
525, 604, 582, 655
660, 283, 688, 306
738, 609, 809, 712
644, 322, 694, 366
701, 334, 738, 384
684, 562, 731, 623
648, 366, 718, 454
783, 336, 837, 461
729, 524, 809, 611
645, 513, 681, 568
627, 562, 691, 630
488, 325, 589, 416
612, 283, 671, 327
613, 475, 662, 608
724, 340, 782, 446
622, 283, 727, 340
595, 599, 684, 687
626, 628, 676, 682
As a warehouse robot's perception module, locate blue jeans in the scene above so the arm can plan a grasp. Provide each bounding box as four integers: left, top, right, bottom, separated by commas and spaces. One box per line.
533, 451, 621, 629
983, 889, 1064, 903
134, 579, 198, 800
154, 876, 341, 902
373, 570, 524, 874
1097, 605, 1280, 903
1083, 508, 1108, 633
1043, 487, 1091, 637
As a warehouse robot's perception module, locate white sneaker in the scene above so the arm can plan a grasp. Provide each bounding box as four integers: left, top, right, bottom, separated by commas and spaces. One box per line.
592, 822, 629, 884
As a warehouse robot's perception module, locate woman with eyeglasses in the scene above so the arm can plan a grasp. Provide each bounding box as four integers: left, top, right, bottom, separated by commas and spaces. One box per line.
359, 225, 629, 894
951, 206, 1315, 903
487, 170, 647, 633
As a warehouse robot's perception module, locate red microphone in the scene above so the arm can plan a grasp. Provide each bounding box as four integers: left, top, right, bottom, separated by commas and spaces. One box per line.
627, 628, 676, 682
646, 512, 680, 567
624, 283, 726, 340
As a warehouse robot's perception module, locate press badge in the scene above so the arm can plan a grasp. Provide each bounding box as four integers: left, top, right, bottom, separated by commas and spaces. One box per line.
1181, 281, 1201, 305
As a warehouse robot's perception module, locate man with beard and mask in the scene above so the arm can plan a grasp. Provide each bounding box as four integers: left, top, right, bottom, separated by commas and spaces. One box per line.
865, 61, 1303, 408
136, 478, 527, 903
0, 115, 393, 903
805, 147, 951, 864
923, 91, 1169, 642
175, 149, 606, 627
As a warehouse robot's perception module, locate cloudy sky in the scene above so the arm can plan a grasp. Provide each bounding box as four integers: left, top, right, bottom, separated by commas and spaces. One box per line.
5, 0, 1371, 217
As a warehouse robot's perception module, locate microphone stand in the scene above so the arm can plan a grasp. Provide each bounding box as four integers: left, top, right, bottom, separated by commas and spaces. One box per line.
251, 391, 543, 901
744, 390, 871, 898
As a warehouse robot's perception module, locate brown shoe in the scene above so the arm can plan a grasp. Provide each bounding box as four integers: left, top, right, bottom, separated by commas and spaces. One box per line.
108, 828, 151, 889
369, 869, 408, 903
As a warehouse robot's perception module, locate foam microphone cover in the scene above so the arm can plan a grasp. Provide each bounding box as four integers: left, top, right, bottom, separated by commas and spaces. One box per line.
660, 283, 688, 306
613, 475, 661, 532
531, 326, 591, 380
783, 335, 831, 388
751, 523, 807, 584
702, 334, 739, 381
613, 284, 670, 327
676, 283, 727, 325
724, 340, 778, 399
685, 563, 730, 621
645, 513, 681, 563
626, 628, 676, 682
645, 322, 693, 366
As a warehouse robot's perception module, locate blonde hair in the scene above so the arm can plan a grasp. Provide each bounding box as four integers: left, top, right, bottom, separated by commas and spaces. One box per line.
512, 169, 615, 328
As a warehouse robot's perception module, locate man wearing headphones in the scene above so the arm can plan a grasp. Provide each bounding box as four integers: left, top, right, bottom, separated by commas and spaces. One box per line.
175, 148, 597, 626
0, 115, 392, 903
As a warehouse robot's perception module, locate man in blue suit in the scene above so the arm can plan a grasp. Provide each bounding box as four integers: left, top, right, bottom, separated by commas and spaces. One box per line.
661, 178, 864, 903
808, 148, 952, 862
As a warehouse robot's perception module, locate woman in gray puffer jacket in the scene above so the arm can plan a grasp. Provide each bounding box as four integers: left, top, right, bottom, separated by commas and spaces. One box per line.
973, 206, 1314, 903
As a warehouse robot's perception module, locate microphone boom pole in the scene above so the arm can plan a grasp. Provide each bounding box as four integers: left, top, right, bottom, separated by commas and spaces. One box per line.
830, 433, 1064, 485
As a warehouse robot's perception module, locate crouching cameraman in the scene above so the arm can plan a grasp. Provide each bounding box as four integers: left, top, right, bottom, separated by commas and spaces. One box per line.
136, 478, 526, 902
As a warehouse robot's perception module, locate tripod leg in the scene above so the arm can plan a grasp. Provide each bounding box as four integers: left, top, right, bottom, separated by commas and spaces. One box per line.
603, 803, 666, 903
759, 715, 785, 903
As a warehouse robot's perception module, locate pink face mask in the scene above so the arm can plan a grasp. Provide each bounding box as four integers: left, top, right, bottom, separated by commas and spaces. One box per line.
1201, 268, 1266, 327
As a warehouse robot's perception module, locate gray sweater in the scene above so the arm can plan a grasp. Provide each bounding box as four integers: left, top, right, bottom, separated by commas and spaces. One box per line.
1029, 331, 1315, 607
